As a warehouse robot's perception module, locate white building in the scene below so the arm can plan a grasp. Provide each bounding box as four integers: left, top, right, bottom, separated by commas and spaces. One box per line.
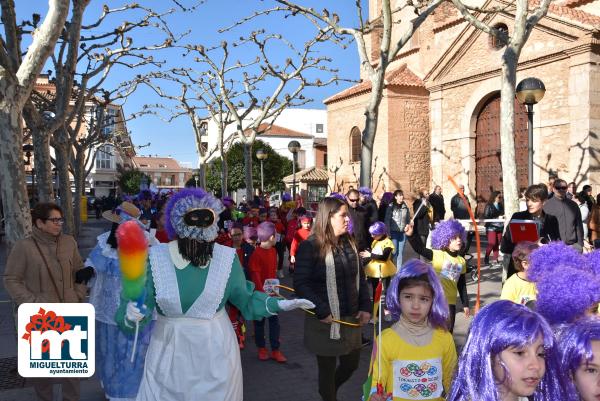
201, 108, 327, 169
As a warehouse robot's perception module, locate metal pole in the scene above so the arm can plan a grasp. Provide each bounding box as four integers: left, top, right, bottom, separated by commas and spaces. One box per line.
260, 159, 264, 193
527, 104, 534, 186
292, 154, 297, 198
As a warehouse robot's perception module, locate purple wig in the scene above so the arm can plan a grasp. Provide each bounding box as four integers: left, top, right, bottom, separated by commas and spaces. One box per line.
328, 192, 346, 201
527, 241, 588, 282
282, 193, 292, 202
430, 219, 466, 250
535, 266, 600, 326
381, 191, 393, 204
358, 186, 373, 199
584, 250, 600, 276
368, 221, 387, 237
257, 221, 275, 242
558, 317, 600, 400
447, 300, 570, 401
243, 226, 257, 241
164, 188, 224, 241
386, 259, 449, 330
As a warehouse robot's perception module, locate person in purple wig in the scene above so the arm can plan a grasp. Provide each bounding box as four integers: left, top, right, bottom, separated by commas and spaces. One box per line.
447, 300, 570, 401
115, 188, 314, 401
360, 221, 396, 299
405, 219, 469, 332
558, 317, 600, 401
366, 259, 456, 401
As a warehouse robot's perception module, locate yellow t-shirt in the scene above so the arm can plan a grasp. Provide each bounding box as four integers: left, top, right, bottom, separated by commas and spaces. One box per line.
431, 250, 466, 305
370, 327, 457, 401
500, 273, 537, 305
365, 237, 397, 278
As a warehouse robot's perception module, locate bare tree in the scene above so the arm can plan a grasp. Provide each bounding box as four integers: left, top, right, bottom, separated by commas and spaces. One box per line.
0, 0, 70, 247
272, 0, 445, 188
449, 0, 552, 219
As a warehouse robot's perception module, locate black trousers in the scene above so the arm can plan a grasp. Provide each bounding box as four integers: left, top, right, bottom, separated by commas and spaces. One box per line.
275, 241, 285, 271
448, 304, 456, 333
316, 349, 361, 401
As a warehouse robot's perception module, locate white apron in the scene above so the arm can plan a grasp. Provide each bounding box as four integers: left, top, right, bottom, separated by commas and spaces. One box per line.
136, 244, 240, 401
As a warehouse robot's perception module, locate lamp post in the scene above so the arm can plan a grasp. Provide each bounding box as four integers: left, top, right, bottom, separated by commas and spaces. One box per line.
516, 77, 546, 186
287, 140, 301, 199
256, 149, 268, 193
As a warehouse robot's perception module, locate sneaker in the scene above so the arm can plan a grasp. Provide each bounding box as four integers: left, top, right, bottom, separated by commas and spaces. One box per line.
277, 270, 285, 279
258, 347, 269, 361
271, 350, 287, 363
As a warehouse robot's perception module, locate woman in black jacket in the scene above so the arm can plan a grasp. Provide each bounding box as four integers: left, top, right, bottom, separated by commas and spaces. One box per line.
294, 197, 372, 401
483, 191, 504, 265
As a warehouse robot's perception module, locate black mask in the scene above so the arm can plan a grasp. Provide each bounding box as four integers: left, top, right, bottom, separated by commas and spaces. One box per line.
183, 208, 215, 228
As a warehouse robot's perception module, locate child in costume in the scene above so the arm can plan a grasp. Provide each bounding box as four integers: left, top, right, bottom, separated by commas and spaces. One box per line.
447, 300, 570, 401
558, 317, 600, 401
117, 188, 314, 401
87, 202, 157, 401
249, 221, 287, 362
366, 259, 456, 401
227, 224, 247, 349
405, 219, 469, 332
500, 241, 539, 306
289, 215, 312, 268
360, 221, 397, 296
269, 208, 287, 278
240, 225, 258, 278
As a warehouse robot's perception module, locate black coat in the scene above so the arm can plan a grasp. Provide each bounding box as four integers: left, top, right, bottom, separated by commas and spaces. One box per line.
429, 193, 446, 223
347, 205, 372, 251
450, 193, 470, 219
294, 236, 372, 320
413, 198, 431, 237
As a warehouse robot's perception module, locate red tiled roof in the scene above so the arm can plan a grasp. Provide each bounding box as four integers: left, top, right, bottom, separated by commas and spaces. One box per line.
324, 64, 424, 105
245, 123, 313, 139
562, 0, 596, 8
531, 0, 600, 26
283, 167, 329, 183
132, 156, 188, 171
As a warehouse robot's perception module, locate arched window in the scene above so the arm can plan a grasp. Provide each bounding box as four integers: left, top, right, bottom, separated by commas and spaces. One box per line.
350, 127, 361, 163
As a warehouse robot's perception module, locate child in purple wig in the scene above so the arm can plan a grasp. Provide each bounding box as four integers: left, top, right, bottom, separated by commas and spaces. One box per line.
447, 300, 570, 401
366, 259, 456, 401
558, 317, 600, 401
405, 219, 469, 332
360, 221, 397, 304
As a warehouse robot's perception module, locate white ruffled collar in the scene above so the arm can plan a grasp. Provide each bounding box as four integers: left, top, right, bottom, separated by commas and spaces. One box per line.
96, 230, 160, 260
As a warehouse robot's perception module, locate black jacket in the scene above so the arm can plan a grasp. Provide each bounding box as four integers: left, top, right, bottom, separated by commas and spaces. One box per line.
450, 193, 470, 219
500, 211, 561, 255
413, 198, 431, 237
483, 203, 504, 231
347, 205, 372, 251
429, 193, 446, 223
543, 197, 584, 247
363, 199, 379, 226
294, 236, 372, 320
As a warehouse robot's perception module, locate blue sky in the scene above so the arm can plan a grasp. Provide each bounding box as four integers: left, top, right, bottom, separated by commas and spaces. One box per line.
16, 1, 363, 166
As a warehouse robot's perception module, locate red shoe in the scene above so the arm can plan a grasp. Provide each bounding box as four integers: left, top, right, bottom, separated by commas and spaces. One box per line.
257, 347, 269, 361
271, 350, 287, 363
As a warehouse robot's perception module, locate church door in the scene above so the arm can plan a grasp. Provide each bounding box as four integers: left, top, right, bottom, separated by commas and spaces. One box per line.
475, 94, 528, 215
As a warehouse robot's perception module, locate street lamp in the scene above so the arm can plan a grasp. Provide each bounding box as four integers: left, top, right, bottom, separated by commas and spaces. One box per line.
516, 77, 546, 186
287, 140, 301, 199
256, 149, 268, 193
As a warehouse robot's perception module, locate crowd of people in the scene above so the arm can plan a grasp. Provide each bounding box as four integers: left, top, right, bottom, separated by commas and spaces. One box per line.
2, 180, 599, 401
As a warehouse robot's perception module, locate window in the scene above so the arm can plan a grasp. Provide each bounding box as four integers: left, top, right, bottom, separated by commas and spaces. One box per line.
315, 123, 324, 133
95, 145, 114, 170
350, 127, 361, 162
171, 175, 176, 186
308, 185, 328, 202
490, 23, 508, 50
101, 108, 118, 136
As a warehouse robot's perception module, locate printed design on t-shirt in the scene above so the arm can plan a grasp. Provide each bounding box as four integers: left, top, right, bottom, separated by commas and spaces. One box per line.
519, 296, 532, 305
440, 259, 462, 282
393, 358, 443, 399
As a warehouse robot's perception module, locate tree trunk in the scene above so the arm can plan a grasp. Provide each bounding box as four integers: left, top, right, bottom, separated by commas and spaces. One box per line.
54, 130, 75, 235
0, 100, 33, 248
197, 163, 207, 188
499, 50, 519, 222
243, 142, 254, 200
32, 128, 54, 202
221, 155, 229, 198
360, 108, 380, 188
72, 150, 86, 237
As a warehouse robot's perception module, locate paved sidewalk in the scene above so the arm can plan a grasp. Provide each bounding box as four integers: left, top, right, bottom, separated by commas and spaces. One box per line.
0, 220, 502, 401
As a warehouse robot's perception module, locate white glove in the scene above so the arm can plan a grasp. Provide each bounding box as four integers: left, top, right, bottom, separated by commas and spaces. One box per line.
125, 301, 144, 326
278, 298, 315, 312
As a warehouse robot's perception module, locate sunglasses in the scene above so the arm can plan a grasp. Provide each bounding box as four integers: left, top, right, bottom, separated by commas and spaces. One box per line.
555, 186, 567, 190
45, 217, 65, 224
347, 198, 359, 202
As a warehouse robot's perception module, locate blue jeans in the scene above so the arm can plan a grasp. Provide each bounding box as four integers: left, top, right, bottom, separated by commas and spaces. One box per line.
390, 231, 406, 269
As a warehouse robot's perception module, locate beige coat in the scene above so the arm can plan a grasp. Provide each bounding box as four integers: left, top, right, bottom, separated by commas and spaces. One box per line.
3, 227, 87, 305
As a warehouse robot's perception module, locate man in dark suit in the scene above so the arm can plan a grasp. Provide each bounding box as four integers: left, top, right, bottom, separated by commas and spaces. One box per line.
429, 185, 446, 223
500, 184, 561, 280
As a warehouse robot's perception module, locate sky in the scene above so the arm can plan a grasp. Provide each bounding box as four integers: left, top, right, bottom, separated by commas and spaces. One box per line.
15, 1, 364, 166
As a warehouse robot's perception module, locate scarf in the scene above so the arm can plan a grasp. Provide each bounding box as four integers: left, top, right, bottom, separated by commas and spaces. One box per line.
325, 239, 360, 340
391, 315, 433, 346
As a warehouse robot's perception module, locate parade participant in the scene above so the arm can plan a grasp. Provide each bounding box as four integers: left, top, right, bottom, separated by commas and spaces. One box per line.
87, 202, 156, 401
378, 192, 394, 223
360, 222, 396, 297
226, 224, 246, 349
249, 221, 287, 362
500, 241, 539, 306
384, 190, 411, 268
290, 215, 312, 269
4, 203, 92, 401
558, 317, 600, 401
154, 209, 169, 243
412, 188, 433, 249
347, 188, 372, 252
241, 226, 258, 278
483, 191, 504, 266
117, 188, 314, 401
294, 197, 372, 401
404, 219, 469, 332
242, 206, 260, 227
269, 208, 287, 278
366, 260, 456, 401
138, 190, 155, 228
359, 186, 378, 227
447, 300, 569, 401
